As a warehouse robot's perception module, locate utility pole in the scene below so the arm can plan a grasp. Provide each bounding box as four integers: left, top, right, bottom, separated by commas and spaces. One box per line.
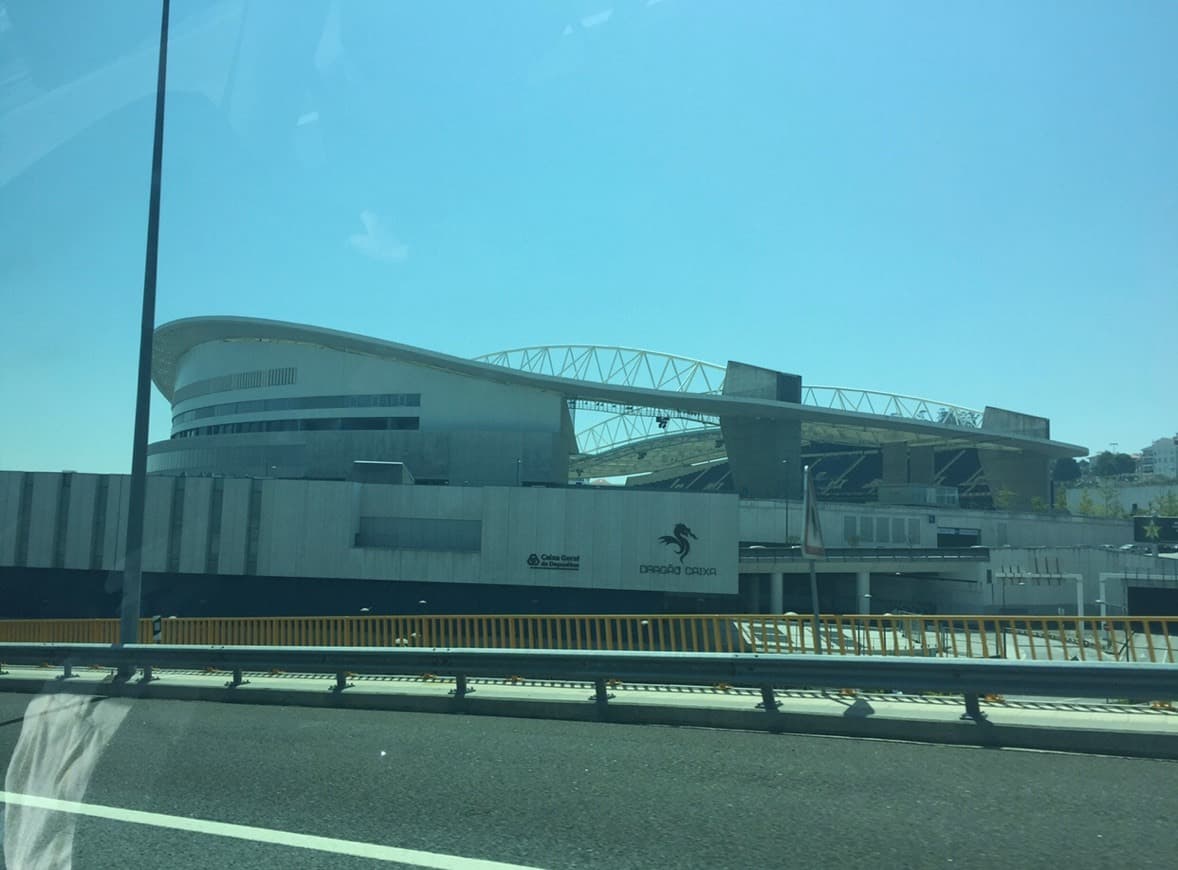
119, 0, 171, 660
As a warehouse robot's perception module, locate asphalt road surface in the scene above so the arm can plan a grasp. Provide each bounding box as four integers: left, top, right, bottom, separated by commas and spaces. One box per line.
0, 691, 1176, 869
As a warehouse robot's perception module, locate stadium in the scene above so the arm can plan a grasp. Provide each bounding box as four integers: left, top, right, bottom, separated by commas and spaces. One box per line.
146, 316, 1083, 510
4, 316, 1166, 621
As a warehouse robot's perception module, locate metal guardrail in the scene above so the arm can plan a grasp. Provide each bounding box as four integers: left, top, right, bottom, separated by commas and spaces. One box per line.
1, 643, 1175, 722
1, 614, 1176, 662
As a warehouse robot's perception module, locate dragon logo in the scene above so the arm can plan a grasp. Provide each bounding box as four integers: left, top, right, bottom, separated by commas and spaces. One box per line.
658, 523, 697, 563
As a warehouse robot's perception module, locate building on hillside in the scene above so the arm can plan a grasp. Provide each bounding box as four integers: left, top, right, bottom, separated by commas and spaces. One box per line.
1140, 435, 1178, 479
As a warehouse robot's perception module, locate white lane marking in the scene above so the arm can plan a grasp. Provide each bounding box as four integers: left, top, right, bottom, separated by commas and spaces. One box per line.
0, 790, 540, 869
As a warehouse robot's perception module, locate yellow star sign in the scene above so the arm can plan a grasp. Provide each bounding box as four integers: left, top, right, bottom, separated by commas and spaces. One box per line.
1143, 519, 1161, 540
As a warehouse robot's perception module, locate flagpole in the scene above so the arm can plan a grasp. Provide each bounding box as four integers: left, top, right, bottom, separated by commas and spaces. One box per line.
809, 558, 822, 654
801, 463, 824, 654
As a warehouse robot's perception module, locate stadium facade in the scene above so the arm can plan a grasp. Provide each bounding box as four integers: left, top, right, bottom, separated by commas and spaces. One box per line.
3, 316, 1173, 619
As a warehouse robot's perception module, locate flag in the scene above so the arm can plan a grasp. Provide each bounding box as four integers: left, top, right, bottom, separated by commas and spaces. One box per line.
802, 464, 825, 559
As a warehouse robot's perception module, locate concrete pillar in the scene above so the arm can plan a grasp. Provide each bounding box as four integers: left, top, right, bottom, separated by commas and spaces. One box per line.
720, 362, 803, 499
856, 571, 871, 614
881, 443, 908, 485
977, 407, 1053, 510
909, 446, 935, 485
769, 572, 783, 614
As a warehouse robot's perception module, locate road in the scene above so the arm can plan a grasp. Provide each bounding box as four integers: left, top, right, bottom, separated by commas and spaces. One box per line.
0, 691, 1176, 869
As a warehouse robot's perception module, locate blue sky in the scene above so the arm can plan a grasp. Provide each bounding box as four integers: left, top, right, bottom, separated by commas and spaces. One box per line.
1, 0, 1175, 473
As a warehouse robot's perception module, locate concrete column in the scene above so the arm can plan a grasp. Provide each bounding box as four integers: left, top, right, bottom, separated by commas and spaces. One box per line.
977, 407, 1052, 510
720, 362, 803, 499
909, 446, 935, 485
856, 571, 871, 614
881, 443, 908, 485
769, 572, 783, 614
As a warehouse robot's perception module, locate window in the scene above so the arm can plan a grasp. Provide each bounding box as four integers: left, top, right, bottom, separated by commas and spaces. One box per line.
173, 416, 420, 438
173, 393, 422, 423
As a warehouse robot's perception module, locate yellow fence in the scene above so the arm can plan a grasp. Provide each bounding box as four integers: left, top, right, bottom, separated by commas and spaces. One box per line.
0, 614, 1176, 663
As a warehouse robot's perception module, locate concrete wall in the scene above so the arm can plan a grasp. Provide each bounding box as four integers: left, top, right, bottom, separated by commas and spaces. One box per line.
2, 470, 1150, 617
1065, 483, 1178, 516
738, 499, 1132, 549
0, 471, 738, 597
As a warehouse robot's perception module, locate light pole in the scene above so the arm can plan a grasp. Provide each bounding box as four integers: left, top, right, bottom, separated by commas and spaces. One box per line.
119, 0, 171, 659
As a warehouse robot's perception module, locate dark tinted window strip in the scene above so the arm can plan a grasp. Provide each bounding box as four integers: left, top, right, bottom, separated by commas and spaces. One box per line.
173, 367, 299, 404
90, 476, 109, 570
171, 416, 420, 438
172, 393, 420, 423
52, 473, 71, 568
244, 479, 263, 576
14, 473, 32, 567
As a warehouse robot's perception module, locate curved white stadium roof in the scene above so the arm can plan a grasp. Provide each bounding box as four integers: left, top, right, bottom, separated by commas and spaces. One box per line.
153, 317, 1086, 473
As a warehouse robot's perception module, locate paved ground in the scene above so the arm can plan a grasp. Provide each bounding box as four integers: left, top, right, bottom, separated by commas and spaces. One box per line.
1, 691, 1177, 869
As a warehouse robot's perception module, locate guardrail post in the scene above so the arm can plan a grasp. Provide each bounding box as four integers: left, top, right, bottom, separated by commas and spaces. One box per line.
224, 668, 248, 688
961, 693, 987, 723
590, 677, 613, 706
449, 673, 473, 699
757, 685, 780, 712
58, 663, 78, 681
140, 665, 155, 684
332, 671, 352, 693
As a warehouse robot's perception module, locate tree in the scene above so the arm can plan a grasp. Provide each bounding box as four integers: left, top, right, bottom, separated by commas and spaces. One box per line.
1091, 451, 1137, 478
1054, 488, 1069, 511
993, 487, 1016, 510
1098, 481, 1124, 518
1149, 491, 1178, 516
1053, 457, 1082, 483
1030, 496, 1048, 512
1077, 490, 1097, 516
1113, 453, 1137, 475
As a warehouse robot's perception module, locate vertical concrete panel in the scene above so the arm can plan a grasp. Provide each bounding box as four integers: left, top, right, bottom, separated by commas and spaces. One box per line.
217, 478, 252, 575
288, 481, 351, 578
617, 493, 648, 591
511, 487, 539, 586
64, 474, 98, 569
25, 473, 61, 568
909, 447, 935, 485
140, 476, 174, 571
881, 443, 908, 485
101, 476, 130, 571
720, 362, 803, 499
978, 449, 1051, 511
179, 477, 214, 573
479, 487, 510, 582
0, 472, 24, 565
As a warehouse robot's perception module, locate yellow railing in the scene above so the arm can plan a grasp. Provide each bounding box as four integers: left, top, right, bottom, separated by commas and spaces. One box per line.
0, 614, 1176, 663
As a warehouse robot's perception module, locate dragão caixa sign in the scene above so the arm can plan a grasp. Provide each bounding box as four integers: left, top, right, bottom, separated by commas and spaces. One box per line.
480, 487, 738, 593
639, 522, 719, 577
